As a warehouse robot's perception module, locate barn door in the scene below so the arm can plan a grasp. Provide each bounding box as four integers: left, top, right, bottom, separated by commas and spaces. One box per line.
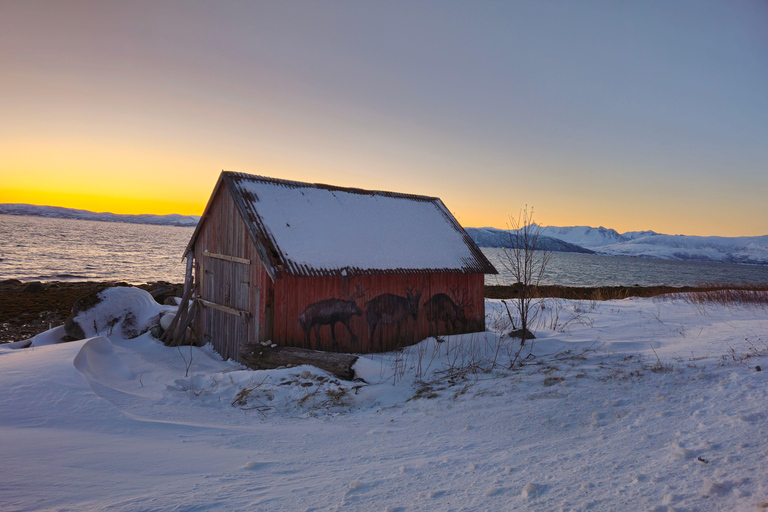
199, 252, 251, 361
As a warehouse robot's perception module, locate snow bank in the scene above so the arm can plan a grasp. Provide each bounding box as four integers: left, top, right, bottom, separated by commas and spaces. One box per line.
73, 336, 134, 383
0, 325, 69, 350
2, 296, 768, 511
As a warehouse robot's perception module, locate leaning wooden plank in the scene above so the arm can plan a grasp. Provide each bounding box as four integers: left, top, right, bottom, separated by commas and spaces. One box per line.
162, 251, 194, 345
240, 344, 358, 381
203, 250, 251, 265
169, 301, 198, 347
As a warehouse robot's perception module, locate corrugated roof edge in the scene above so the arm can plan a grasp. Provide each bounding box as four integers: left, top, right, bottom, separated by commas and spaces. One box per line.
227, 171, 442, 202
186, 171, 498, 278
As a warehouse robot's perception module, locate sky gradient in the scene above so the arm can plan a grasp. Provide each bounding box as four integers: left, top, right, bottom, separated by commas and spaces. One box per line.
2, 1, 767, 236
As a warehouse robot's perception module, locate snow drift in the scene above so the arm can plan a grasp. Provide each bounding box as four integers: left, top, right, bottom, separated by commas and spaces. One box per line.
2, 295, 768, 511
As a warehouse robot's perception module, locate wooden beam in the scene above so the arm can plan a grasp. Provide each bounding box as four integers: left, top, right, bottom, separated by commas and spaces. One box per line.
240, 344, 359, 381
199, 299, 250, 318
204, 250, 251, 265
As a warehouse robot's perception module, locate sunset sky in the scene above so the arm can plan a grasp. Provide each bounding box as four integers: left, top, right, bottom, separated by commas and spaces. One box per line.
1, 1, 767, 236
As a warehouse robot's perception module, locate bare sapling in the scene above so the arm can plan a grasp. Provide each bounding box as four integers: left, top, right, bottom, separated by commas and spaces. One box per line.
499, 206, 552, 357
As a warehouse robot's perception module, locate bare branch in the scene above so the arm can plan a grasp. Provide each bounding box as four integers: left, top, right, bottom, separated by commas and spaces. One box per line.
498, 205, 551, 354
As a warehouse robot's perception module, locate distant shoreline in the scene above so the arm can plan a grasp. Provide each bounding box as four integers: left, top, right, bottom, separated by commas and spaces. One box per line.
0, 206, 200, 228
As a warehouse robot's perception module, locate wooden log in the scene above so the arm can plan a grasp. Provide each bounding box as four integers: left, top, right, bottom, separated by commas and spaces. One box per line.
240, 344, 359, 381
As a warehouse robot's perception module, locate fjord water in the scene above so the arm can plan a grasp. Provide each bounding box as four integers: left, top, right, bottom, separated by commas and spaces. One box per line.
483, 248, 768, 287
0, 215, 195, 283
2, 215, 767, 286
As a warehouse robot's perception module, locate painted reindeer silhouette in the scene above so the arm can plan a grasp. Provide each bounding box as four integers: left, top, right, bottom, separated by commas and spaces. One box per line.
424, 286, 473, 336
424, 293, 466, 334
365, 285, 423, 349
298, 299, 361, 349
297, 280, 365, 349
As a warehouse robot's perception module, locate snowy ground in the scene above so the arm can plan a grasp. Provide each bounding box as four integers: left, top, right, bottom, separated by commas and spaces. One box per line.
2, 295, 768, 511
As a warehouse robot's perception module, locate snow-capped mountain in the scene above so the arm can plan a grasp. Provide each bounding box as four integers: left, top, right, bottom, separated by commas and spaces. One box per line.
539, 225, 628, 248
464, 227, 595, 254
620, 230, 660, 241
469, 224, 768, 265
0, 204, 200, 227
598, 234, 768, 265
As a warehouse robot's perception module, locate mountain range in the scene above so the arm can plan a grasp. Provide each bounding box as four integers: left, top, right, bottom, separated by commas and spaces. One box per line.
2, 203, 766, 265
0, 203, 200, 227
466, 225, 768, 265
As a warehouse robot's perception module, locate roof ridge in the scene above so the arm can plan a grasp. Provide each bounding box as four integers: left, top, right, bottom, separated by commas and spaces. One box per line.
223, 170, 440, 202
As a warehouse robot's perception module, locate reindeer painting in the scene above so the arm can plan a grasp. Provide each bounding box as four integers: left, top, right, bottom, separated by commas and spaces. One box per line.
298, 298, 362, 349
424, 293, 466, 334
365, 286, 423, 349
424, 286, 474, 336
297, 279, 366, 349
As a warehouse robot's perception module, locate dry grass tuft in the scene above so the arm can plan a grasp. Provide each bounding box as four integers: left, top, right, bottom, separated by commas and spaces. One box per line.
675, 286, 768, 308
486, 283, 768, 302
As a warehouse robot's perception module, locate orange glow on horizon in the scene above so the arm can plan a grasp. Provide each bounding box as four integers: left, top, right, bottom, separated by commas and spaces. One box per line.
0, 189, 205, 217
2, 139, 766, 236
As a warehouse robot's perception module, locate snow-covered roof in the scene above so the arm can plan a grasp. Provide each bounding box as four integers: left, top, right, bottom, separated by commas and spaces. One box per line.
189, 172, 496, 278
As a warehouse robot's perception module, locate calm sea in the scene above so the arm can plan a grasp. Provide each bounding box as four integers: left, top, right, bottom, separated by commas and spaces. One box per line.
483, 248, 768, 287
1, 215, 767, 287
0, 215, 195, 284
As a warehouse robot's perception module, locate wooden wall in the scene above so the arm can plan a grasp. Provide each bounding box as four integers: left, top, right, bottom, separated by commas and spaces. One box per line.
272, 273, 485, 353
193, 185, 271, 362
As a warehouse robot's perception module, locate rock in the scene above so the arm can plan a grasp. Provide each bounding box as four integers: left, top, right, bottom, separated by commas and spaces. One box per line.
64, 290, 105, 339
508, 328, 536, 340
0, 279, 22, 286
64, 287, 172, 340
142, 281, 183, 305
64, 315, 87, 340
159, 313, 175, 332
22, 282, 46, 294
149, 285, 175, 298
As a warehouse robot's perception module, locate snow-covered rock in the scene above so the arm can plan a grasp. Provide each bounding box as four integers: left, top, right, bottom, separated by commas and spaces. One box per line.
65, 286, 175, 340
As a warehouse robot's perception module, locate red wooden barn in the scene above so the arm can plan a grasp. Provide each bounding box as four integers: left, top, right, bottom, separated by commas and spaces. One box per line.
184, 171, 497, 361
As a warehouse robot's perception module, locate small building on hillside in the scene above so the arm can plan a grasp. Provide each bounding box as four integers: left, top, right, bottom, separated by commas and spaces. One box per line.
184, 171, 497, 361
